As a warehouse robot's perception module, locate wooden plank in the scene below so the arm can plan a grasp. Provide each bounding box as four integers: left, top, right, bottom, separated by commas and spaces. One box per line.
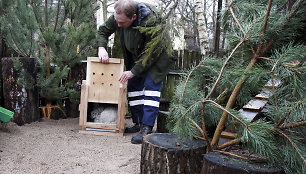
255, 88, 273, 100
87, 57, 121, 63
79, 130, 123, 136
79, 81, 86, 130
264, 79, 281, 88
117, 86, 127, 133
84, 122, 118, 130
242, 99, 268, 111
83, 83, 89, 128
239, 109, 259, 122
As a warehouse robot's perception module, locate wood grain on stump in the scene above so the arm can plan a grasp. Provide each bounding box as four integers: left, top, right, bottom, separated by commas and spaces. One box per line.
141, 133, 206, 174
201, 152, 284, 174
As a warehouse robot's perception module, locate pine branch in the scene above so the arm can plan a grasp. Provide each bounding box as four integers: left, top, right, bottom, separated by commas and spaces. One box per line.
178, 101, 202, 123
255, 0, 273, 55
262, 0, 304, 54
210, 0, 275, 146
229, 1, 244, 35
30, 1, 44, 34
214, 88, 229, 103
188, 117, 205, 138
279, 120, 306, 129
75, 0, 83, 26
205, 100, 247, 128
276, 100, 306, 127
276, 129, 306, 164
54, 0, 61, 32
179, 63, 203, 104
201, 103, 212, 151
8, 28, 28, 56
204, 37, 245, 102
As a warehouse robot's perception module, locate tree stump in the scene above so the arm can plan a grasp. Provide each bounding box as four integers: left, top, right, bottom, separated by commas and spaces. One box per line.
201, 152, 284, 174
2, 57, 40, 125
141, 133, 206, 174
65, 62, 86, 117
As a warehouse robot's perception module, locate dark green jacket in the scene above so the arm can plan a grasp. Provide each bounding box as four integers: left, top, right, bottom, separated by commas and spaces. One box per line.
97, 3, 175, 83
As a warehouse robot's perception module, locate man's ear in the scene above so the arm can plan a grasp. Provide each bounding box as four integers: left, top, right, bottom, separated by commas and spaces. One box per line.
132, 14, 137, 21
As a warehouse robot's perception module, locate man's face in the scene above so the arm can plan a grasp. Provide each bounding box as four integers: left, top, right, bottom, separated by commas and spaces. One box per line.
114, 11, 136, 28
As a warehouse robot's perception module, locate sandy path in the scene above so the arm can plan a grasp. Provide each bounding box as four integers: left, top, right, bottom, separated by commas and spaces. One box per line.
0, 118, 141, 174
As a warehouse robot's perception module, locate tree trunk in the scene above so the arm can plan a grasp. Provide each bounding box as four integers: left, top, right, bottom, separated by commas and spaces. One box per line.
214, 0, 223, 57
102, 0, 108, 22
0, 33, 3, 106
141, 133, 206, 174
65, 62, 87, 117
201, 152, 284, 174
1, 57, 40, 125
195, 0, 209, 55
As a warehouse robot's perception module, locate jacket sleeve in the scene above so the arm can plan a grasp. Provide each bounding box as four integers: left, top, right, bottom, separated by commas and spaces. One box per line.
130, 53, 149, 76
97, 15, 118, 48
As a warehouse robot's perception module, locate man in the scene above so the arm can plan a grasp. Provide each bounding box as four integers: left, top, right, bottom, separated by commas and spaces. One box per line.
97, 0, 175, 144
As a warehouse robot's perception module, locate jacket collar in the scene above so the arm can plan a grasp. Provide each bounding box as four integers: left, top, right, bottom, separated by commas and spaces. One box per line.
132, 2, 151, 27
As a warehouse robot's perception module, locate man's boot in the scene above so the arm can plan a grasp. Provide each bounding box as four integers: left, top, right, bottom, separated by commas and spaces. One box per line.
131, 125, 152, 144
124, 123, 141, 133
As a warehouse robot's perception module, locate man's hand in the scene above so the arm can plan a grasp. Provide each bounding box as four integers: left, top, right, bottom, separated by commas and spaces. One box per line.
98, 47, 109, 63
119, 71, 135, 83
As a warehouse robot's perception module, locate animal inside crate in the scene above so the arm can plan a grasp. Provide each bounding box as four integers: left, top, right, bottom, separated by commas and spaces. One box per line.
79, 57, 127, 135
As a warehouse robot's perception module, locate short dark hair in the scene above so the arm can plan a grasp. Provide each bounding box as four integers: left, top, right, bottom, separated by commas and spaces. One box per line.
114, 0, 137, 19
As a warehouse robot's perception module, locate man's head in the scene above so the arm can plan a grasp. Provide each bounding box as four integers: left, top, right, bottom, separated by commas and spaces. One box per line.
114, 0, 137, 28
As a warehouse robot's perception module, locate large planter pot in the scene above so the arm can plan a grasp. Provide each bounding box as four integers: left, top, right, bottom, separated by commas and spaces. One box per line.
1, 57, 40, 125
201, 152, 284, 174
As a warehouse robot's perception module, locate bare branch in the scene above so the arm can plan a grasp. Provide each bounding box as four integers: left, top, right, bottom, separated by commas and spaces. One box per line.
255, 0, 273, 55
279, 120, 306, 129
217, 138, 241, 150
201, 103, 212, 151
213, 150, 267, 162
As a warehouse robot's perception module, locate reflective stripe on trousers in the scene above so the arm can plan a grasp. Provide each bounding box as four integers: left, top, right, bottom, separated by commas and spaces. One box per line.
127, 75, 162, 127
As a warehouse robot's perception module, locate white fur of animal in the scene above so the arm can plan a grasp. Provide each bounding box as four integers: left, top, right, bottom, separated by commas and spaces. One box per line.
90, 105, 117, 124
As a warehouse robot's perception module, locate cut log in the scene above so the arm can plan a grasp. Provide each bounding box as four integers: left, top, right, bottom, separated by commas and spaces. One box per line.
201, 152, 284, 174
141, 133, 206, 174
2, 57, 40, 125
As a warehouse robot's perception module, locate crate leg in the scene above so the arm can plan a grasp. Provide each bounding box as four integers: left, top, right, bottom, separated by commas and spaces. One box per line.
79, 80, 88, 130
117, 86, 127, 133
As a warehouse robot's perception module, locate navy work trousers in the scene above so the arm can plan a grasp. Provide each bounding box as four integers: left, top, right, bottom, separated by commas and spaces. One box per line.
127, 75, 162, 127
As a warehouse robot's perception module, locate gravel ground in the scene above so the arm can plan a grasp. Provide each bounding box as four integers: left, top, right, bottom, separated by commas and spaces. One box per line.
0, 117, 141, 174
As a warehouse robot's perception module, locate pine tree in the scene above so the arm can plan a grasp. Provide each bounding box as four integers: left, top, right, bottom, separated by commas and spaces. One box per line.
167, 0, 306, 173
0, 0, 97, 104
135, 1, 179, 66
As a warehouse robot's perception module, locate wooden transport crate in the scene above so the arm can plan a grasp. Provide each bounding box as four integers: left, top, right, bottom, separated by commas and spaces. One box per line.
79, 57, 127, 136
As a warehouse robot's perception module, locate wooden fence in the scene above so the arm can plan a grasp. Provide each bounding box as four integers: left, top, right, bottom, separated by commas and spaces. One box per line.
107, 47, 203, 102
162, 50, 202, 102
